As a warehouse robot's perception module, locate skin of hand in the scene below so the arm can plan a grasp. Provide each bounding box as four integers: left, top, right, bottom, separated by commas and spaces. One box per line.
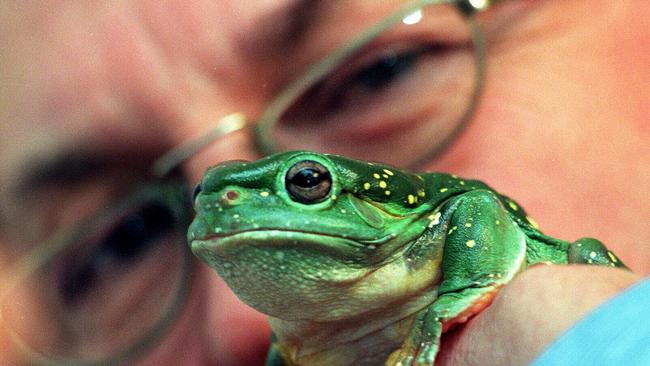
0, 1, 648, 365
436, 265, 640, 366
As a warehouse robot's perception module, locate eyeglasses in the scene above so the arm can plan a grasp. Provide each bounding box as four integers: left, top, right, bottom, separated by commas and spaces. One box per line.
0, 0, 495, 364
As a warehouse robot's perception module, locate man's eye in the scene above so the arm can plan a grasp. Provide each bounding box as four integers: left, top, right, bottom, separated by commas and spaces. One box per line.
347, 48, 420, 91
0, 184, 192, 362
259, 3, 480, 167
315, 45, 435, 115
59, 202, 175, 305
268, 40, 476, 166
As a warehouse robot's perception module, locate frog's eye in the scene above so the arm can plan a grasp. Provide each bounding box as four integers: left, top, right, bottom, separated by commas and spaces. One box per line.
285, 160, 332, 204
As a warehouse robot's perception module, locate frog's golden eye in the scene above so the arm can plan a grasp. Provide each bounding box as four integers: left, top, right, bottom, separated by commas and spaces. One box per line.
285, 160, 332, 204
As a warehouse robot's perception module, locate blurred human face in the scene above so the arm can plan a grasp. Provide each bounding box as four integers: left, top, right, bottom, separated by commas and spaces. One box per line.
1, 0, 648, 365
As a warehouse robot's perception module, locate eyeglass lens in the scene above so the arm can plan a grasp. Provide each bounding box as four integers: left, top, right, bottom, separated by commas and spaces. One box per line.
256, 1, 483, 168
0, 184, 192, 364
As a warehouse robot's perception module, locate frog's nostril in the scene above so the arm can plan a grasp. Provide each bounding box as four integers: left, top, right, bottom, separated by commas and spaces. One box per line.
225, 190, 239, 201
217, 188, 243, 207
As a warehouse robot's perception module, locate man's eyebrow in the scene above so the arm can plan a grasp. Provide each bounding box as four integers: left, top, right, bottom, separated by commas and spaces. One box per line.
12, 149, 111, 197
283, 0, 322, 45
11, 145, 158, 198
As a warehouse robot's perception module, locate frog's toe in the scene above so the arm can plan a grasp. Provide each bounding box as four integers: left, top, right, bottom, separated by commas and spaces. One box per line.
386, 341, 438, 366
569, 238, 627, 268
386, 347, 415, 366
413, 341, 438, 366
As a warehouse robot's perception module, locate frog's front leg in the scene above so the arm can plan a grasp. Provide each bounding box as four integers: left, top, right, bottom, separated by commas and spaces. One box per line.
387, 189, 528, 366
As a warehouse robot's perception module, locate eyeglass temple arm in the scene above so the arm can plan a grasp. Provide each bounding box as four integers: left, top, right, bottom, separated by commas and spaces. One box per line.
151, 113, 248, 178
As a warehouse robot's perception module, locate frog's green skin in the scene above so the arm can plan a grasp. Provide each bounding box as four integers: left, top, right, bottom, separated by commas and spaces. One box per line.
188, 151, 626, 366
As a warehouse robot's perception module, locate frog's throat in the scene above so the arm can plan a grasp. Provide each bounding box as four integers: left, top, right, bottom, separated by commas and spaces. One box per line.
191, 229, 382, 259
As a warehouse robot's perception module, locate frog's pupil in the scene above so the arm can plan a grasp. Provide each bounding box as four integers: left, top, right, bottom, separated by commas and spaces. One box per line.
292, 168, 322, 187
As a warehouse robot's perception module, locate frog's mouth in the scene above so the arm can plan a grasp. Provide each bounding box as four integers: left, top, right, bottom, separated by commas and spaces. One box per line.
191, 230, 402, 320
190, 229, 380, 260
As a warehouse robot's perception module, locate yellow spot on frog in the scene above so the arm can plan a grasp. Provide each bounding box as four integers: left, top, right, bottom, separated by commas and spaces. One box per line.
379, 181, 387, 188
466, 240, 476, 248
259, 191, 270, 197
607, 251, 618, 263
451, 174, 458, 179
331, 194, 337, 200
383, 169, 394, 176
417, 189, 426, 198
384, 190, 391, 196
407, 194, 416, 204
495, 220, 500, 225
459, 181, 465, 185
439, 188, 449, 193
448, 226, 458, 235
589, 251, 597, 259
373, 173, 381, 179
382, 174, 389, 178
363, 182, 371, 190
465, 223, 472, 228
526, 216, 540, 229
508, 201, 518, 211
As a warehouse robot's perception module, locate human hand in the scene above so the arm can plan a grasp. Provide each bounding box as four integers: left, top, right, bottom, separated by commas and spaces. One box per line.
437, 265, 640, 365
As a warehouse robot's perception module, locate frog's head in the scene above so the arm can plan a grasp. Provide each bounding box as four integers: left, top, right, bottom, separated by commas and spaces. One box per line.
189, 151, 439, 321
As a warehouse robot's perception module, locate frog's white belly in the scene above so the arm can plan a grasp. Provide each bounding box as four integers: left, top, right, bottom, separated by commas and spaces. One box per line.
270, 287, 440, 366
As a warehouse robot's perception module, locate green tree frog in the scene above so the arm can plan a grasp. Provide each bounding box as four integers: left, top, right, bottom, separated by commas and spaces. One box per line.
188, 151, 626, 366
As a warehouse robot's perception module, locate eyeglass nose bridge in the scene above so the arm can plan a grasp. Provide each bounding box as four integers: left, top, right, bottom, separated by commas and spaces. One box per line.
151, 112, 250, 178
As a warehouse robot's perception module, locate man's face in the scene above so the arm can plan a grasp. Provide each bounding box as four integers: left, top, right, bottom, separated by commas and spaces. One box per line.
1, 0, 648, 364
